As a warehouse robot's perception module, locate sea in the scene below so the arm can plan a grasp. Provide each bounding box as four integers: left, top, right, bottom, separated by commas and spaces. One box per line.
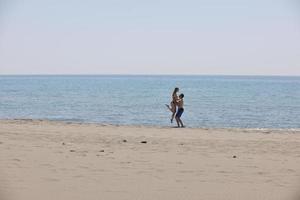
0, 75, 299, 128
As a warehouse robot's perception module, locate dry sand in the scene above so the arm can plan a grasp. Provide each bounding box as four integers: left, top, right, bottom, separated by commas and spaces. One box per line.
0, 120, 300, 200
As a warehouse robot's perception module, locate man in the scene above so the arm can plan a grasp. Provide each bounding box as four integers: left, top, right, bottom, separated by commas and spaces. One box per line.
175, 93, 185, 128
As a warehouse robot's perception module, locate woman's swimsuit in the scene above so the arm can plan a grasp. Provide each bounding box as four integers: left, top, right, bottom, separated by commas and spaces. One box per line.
172, 94, 178, 105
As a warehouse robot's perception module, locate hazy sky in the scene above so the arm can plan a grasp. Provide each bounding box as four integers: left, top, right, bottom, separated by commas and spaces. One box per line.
0, 0, 299, 75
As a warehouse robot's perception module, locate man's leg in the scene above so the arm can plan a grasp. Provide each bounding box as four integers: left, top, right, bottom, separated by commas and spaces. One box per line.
175, 117, 180, 127
178, 118, 184, 127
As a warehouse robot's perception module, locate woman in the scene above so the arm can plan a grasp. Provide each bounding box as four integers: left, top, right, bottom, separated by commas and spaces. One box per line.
166, 87, 179, 123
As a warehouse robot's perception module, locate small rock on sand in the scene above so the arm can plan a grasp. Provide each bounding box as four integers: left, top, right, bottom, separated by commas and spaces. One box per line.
141, 141, 147, 144
99, 150, 105, 152
123, 139, 127, 143
233, 155, 237, 158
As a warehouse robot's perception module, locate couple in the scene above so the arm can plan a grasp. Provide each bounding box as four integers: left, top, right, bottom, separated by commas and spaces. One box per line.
166, 88, 185, 128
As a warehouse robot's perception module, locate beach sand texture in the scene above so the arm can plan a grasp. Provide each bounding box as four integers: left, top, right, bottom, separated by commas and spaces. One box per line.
0, 120, 300, 200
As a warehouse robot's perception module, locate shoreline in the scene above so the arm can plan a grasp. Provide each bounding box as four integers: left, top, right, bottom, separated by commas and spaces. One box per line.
1, 119, 299, 132
1, 119, 300, 200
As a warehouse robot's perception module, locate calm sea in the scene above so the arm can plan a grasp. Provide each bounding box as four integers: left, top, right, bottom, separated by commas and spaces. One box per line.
0, 75, 299, 128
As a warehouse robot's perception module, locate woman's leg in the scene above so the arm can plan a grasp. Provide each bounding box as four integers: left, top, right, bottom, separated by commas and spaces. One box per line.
170, 102, 176, 123
165, 101, 174, 112
171, 109, 176, 123
165, 105, 172, 112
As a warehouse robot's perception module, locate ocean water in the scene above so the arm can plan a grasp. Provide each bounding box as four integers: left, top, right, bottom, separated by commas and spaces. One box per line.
0, 75, 299, 128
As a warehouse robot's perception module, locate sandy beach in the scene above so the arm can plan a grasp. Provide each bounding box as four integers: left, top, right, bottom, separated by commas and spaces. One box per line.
0, 120, 300, 200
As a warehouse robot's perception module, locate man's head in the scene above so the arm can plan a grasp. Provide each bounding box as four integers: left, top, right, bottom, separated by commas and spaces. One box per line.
179, 93, 184, 99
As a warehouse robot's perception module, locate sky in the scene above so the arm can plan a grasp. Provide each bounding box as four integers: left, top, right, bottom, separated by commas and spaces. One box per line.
0, 0, 299, 75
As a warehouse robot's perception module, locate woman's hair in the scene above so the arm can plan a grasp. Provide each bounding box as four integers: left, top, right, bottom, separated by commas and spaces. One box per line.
173, 87, 179, 94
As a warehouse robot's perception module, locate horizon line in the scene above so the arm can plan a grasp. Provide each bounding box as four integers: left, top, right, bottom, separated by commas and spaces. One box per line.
0, 73, 300, 77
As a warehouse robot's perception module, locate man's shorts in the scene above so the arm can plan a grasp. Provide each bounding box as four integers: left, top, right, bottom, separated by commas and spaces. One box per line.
176, 108, 184, 118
